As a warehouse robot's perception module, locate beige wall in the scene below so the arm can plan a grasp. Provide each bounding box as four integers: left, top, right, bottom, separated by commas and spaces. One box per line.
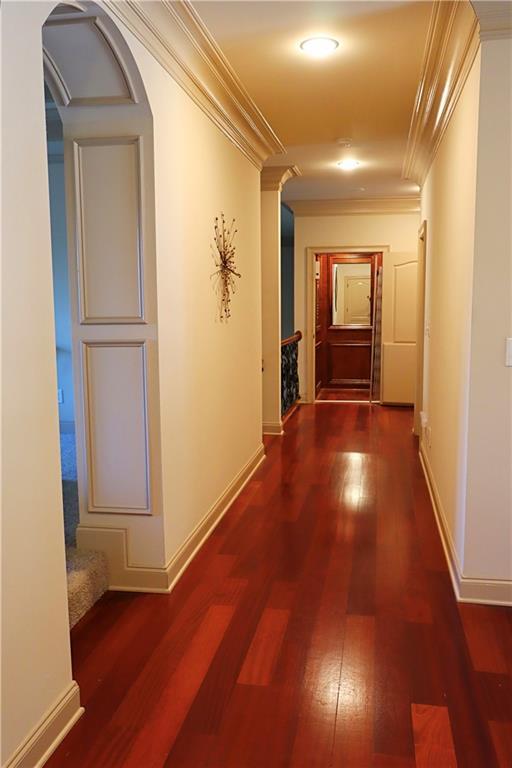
123, 28, 263, 565
1, 3, 76, 764
465, 38, 512, 582
294, 212, 420, 396
2, 2, 264, 763
421, 40, 512, 596
420, 51, 481, 569
261, 191, 282, 431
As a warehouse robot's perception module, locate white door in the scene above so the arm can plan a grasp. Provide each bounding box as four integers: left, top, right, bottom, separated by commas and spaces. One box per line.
381, 252, 417, 404
344, 276, 371, 325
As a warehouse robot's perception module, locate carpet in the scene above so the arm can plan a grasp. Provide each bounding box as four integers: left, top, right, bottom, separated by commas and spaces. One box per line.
60, 431, 109, 627
66, 548, 109, 627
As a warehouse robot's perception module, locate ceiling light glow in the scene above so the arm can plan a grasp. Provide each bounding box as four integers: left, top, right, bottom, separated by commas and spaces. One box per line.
300, 37, 339, 58
337, 159, 360, 171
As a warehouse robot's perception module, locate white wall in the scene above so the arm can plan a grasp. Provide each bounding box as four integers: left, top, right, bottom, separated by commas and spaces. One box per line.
421, 41, 512, 595
422, 58, 480, 568
294, 212, 420, 395
420, 51, 481, 570
119, 25, 263, 566
465, 38, 512, 582
1, 3, 76, 764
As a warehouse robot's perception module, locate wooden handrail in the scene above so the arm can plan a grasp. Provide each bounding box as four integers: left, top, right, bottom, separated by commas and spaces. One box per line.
281, 330, 302, 347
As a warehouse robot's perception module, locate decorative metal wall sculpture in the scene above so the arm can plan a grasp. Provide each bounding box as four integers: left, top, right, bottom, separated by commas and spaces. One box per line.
211, 213, 241, 321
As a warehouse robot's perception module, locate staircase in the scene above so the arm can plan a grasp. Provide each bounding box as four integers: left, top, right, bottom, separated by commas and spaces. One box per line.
66, 546, 108, 627
62, 473, 108, 627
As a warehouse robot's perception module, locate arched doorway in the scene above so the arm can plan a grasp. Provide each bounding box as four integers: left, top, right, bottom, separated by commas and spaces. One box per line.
42, 1, 162, 625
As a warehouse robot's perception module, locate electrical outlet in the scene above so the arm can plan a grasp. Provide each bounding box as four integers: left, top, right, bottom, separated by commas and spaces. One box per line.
57, 388, 63, 404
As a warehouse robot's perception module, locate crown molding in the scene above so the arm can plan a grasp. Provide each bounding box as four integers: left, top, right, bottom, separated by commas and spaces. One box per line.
261, 165, 301, 192
472, 1, 512, 39
101, 0, 285, 169
403, 0, 480, 186
286, 197, 421, 217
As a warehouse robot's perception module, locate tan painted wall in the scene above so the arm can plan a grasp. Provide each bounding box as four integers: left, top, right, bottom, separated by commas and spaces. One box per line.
123, 30, 263, 564
1, 3, 76, 764
294, 212, 420, 395
420, 51, 481, 570
465, 38, 512, 581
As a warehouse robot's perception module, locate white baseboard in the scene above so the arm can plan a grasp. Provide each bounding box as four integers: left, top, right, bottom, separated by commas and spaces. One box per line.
262, 421, 283, 435
4, 682, 83, 768
77, 443, 266, 593
419, 444, 512, 606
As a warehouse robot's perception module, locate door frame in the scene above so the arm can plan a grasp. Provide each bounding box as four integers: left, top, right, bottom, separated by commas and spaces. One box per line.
304, 244, 390, 403
414, 221, 427, 435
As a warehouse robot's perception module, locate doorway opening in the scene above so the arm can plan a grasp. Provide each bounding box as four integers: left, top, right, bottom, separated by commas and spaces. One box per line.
314, 251, 383, 403
42, 0, 157, 627
45, 85, 79, 546
44, 84, 109, 629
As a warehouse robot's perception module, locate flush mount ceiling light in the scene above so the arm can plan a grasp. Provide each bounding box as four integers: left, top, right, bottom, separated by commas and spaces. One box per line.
337, 159, 360, 171
300, 37, 339, 58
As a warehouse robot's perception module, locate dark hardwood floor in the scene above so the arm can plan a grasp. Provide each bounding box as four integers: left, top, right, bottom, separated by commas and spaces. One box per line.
47, 404, 511, 768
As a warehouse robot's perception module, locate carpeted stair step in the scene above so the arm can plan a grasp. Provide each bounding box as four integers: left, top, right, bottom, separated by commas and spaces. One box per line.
66, 547, 108, 628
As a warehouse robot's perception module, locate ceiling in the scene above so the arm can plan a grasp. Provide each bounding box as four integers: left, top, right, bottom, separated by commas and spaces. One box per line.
193, 0, 433, 201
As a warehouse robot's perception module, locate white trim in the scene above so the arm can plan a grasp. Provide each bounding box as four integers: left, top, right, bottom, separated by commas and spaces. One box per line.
4, 683, 83, 768
43, 48, 72, 107
77, 443, 266, 591
472, 1, 512, 40
287, 197, 420, 217
261, 166, 301, 192
101, 0, 284, 169
403, 1, 480, 185
43, 15, 136, 106
419, 444, 512, 606
304, 245, 390, 404
262, 421, 284, 435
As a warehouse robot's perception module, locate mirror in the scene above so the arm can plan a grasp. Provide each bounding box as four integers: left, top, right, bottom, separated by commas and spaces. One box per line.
332, 262, 372, 326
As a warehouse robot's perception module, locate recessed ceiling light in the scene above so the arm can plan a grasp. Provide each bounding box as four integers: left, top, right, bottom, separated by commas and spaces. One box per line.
300, 37, 339, 58
337, 159, 360, 171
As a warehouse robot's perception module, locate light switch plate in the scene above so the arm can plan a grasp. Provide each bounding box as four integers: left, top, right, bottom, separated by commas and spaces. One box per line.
506, 338, 512, 367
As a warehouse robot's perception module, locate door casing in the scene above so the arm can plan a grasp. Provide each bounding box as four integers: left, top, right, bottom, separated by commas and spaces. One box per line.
304, 245, 390, 403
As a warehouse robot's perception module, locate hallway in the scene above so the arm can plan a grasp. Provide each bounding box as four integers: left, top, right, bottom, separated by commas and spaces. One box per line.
46, 405, 511, 768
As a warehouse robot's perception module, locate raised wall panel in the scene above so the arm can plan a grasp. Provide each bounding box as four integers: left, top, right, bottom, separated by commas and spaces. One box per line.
74, 138, 144, 323
393, 261, 417, 342
327, 342, 371, 385
43, 17, 133, 105
83, 342, 150, 514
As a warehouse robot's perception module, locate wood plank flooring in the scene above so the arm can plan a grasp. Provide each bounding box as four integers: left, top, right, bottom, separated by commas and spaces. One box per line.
47, 404, 512, 768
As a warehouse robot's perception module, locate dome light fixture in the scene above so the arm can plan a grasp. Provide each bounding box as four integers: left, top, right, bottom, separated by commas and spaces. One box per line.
300, 37, 339, 58
337, 158, 361, 171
